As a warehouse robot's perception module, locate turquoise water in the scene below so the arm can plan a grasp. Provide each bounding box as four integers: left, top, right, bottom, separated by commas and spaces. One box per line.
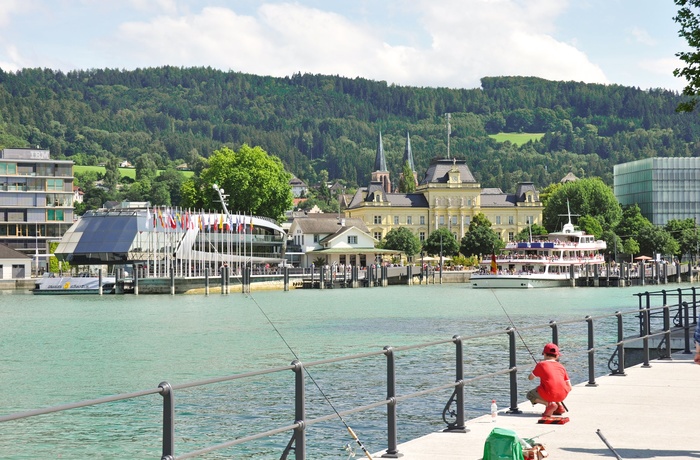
0, 283, 686, 458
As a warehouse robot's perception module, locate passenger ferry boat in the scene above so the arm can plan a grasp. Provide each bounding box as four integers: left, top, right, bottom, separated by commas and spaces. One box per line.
470, 217, 607, 289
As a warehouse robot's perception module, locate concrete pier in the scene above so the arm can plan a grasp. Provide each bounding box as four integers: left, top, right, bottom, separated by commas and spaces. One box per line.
376, 352, 698, 459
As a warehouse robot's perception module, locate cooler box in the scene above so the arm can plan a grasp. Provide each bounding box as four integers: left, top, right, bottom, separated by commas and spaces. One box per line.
483, 427, 524, 460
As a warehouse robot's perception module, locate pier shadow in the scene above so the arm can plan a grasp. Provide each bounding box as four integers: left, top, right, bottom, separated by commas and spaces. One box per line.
561, 447, 700, 458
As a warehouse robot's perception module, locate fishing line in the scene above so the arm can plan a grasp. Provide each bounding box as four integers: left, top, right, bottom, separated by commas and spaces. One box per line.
231, 274, 374, 460
489, 288, 538, 364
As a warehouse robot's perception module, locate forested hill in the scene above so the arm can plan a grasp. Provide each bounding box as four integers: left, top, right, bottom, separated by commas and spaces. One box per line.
0, 67, 697, 192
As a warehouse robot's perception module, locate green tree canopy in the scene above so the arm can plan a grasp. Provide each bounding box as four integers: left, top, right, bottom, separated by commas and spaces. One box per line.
181, 144, 293, 220
398, 160, 416, 193
674, 0, 700, 111
615, 204, 653, 239
460, 212, 505, 257
542, 177, 622, 233
423, 227, 460, 257
636, 226, 679, 258
665, 218, 700, 261
514, 223, 548, 241
381, 227, 422, 258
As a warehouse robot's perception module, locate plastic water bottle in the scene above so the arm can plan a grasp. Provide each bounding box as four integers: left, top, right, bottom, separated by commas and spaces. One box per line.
490, 400, 497, 422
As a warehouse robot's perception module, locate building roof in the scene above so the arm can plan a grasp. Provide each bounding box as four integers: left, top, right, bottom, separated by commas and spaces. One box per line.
293, 216, 369, 234
561, 172, 579, 183
0, 244, 31, 260
420, 158, 477, 184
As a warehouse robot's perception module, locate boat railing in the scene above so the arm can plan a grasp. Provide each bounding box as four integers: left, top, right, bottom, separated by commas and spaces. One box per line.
1, 293, 696, 459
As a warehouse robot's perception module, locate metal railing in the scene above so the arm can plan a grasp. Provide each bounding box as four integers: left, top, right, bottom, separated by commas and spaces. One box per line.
1, 298, 696, 459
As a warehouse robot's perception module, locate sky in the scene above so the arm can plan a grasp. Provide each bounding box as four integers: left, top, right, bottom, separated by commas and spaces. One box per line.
0, 0, 691, 92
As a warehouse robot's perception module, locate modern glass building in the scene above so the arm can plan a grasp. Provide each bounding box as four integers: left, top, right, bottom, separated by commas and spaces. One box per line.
0, 148, 74, 272
614, 157, 700, 226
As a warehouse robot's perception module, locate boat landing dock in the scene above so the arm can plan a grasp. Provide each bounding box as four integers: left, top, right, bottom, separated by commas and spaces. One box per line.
376, 351, 698, 459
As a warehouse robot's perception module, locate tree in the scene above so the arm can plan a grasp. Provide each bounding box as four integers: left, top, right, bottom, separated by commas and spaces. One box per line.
615, 204, 653, 239
459, 212, 505, 257
578, 215, 603, 239
382, 227, 422, 259
514, 223, 548, 241
600, 229, 622, 261
665, 218, 699, 261
542, 177, 621, 232
181, 145, 293, 221
398, 160, 416, 193
423, 227, 459, 257
636, 226, 679, 258
674, 0, 700, 111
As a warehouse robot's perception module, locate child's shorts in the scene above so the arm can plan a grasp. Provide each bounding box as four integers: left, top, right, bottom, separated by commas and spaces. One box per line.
527, 388, 543, 404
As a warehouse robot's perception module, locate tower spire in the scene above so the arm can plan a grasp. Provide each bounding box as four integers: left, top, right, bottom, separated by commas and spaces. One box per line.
403, 130, 415, 171
374, 131, 387, 172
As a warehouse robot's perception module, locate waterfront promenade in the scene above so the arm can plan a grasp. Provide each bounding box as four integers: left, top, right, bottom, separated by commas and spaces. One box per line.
378, 351, 698, 459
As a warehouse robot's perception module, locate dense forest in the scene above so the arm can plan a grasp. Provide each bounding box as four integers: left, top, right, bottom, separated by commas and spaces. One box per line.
0, 66, 698, 197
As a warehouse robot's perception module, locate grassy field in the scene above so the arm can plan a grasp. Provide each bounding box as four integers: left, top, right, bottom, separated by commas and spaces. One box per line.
73, 165, 193, 179
489, 132, 544, 146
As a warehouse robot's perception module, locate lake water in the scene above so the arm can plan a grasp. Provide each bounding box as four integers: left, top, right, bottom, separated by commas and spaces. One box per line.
0, 283, 685, 459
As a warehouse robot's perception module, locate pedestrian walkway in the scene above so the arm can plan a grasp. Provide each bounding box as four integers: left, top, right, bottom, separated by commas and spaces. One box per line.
374, 352, 699, 459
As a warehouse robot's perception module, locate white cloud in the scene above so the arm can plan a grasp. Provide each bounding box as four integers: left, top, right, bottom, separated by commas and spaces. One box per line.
627, 27, 656, 46
100, 0, 608, 89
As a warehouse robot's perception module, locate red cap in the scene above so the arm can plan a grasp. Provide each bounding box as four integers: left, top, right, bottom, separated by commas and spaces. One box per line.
542, 343, 560, 357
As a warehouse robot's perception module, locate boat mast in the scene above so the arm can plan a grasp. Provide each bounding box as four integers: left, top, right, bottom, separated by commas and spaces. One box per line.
212, 184, 230, 216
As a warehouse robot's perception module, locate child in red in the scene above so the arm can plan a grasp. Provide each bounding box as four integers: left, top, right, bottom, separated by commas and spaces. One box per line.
526, 343, 572, 417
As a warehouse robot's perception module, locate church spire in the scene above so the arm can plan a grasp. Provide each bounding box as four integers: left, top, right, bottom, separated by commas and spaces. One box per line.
403, 130, 415, 171
374, 131, 388, 172
371, 130, 391, 193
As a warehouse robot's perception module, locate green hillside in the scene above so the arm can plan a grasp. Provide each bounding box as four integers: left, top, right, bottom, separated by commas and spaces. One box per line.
0, 67, 697, 208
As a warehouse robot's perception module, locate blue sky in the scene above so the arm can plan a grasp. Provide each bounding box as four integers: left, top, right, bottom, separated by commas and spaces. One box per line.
0, 0, 690, 91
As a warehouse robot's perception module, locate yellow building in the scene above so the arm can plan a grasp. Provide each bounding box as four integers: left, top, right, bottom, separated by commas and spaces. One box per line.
345, 132, 543, 248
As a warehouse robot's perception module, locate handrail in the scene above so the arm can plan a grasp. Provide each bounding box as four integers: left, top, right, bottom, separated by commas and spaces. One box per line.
1, 292, 697, 459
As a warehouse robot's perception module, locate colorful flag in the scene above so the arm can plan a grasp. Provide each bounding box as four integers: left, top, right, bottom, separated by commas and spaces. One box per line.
490, 254, 498, 274
146, 208, 151, 229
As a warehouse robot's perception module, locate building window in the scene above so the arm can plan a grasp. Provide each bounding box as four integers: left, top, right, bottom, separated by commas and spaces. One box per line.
47, 179, 64, 191
313, 234, 320, 243
439, 216, 445, 225
419, 231, 425, 241
495, 216, 501, 225
407, 216, 413, 225
0, 163, 17, 175
467, 199, 472, 206
47, 209, 64, 221
373, 215, 382, 224
508, 216, 514, 225
464, 216, 471, 225
373, 232, 382, 240
508, 232, 514, 241
348, 235, 358, 244
451, 216, 457, 226
394, 216, 399, 225
420, 216, 425, 225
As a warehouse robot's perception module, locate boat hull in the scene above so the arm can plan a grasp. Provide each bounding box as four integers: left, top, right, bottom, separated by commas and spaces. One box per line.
470, 274, 572, 289
33, 276, 116, 295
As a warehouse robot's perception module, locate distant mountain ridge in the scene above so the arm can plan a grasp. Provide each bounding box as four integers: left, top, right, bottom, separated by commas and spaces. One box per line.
0, 67, 697, 192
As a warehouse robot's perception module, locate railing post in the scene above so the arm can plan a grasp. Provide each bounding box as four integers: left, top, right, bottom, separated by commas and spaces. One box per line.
507, 328, 521, 414
661, 305, 672, 359
585, 316, 598, 387
443, 336, 465, 433
684, 301, 691, 354
642, 308, 651, 368
383, 346, 400, 458
159, 381, 175, 460
292, 360, 306, 460
549, 320, 558, 345
611, 311, 626, 376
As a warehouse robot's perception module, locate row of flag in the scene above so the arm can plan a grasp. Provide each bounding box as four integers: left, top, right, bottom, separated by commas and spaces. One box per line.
145, 208, 254, 233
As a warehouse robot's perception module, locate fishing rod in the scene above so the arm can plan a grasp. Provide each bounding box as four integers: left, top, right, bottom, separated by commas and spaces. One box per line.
231, 271, 374, 460
489, 288, 538, 364
489, 288, 569, 412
